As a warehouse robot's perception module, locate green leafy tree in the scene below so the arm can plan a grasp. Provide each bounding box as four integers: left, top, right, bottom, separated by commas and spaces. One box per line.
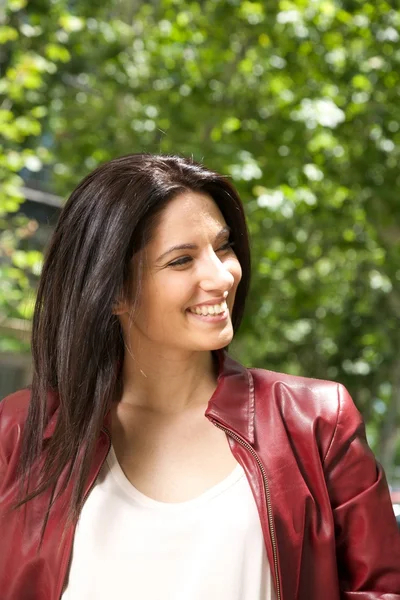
1, 0, 400, 478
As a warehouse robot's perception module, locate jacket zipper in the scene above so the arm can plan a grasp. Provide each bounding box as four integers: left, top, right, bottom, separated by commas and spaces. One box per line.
210, 419, 282, 600
59, 427, 112, 599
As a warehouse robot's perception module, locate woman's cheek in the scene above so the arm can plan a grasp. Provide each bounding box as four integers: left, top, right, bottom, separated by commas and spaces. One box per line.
229, 257, 242, 285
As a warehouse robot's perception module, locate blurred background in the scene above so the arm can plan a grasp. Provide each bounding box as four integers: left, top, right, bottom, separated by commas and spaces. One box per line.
0, 0, 399, 490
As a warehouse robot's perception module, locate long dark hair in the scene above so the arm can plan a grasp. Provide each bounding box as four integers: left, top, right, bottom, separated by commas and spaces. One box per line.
17, 153, 251, 526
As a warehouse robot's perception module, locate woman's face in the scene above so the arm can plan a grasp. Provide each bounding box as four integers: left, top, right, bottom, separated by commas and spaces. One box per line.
122, 190, 242, 354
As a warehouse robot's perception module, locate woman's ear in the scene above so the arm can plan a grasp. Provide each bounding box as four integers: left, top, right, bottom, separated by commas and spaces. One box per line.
112, 292, 129, 316
112, 301, 127, 316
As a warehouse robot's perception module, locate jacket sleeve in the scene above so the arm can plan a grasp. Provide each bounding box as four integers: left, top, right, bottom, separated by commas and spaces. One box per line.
0, 393, 21, 492
323, 383, 400, 599
0, 397, 6, 480
0, 390, 32, 493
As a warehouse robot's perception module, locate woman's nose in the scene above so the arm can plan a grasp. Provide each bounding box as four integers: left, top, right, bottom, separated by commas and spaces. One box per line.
198, 252, 234, 293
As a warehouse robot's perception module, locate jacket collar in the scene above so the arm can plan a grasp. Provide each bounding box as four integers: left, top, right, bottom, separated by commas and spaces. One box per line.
205, 350, 255, 445
43, 351, 254, 446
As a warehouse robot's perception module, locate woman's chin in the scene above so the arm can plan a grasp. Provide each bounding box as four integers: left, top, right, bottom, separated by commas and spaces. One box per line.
194, 328, 234, 352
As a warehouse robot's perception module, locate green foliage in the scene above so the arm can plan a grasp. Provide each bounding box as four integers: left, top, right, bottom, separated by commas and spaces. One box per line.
1, 0, 400, 478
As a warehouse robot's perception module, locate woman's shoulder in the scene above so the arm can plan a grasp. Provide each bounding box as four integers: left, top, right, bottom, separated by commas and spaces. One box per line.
224, 353, 356, 425
0, 387, 59, 459
0, 388, 33, 430
249, 365, 341, 394
248, 365, 359, 427
247, 366, 364, 465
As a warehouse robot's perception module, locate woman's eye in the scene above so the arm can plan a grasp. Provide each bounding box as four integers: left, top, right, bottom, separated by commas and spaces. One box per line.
218, 240, 234, 252
169, 256, 193, 267
168, 241, 234, 268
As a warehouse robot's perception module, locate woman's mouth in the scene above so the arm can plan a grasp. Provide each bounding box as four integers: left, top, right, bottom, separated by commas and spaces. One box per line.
188, 300, 227, 316
186, 300, 229, 322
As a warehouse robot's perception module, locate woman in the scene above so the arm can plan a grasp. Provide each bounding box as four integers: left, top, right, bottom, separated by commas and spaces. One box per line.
0, 154, 399, 600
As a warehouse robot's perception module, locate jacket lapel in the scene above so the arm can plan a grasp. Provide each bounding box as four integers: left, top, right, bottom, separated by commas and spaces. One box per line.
205, 351, 255, 445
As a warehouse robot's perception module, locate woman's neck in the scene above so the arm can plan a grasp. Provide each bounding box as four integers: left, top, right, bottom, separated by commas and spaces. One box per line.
117, 348, 219, 414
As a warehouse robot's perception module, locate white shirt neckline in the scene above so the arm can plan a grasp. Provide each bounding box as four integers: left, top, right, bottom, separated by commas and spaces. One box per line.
106, 444, 245, 511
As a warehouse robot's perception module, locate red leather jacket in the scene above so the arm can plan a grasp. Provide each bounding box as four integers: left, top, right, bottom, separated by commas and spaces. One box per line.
1, 352, 400, 599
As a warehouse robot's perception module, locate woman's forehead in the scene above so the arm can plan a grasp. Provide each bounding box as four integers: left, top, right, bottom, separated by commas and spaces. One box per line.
155, 191, 226, 239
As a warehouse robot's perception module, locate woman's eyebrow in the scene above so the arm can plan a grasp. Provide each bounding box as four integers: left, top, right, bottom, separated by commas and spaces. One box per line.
156, 226, 231, 263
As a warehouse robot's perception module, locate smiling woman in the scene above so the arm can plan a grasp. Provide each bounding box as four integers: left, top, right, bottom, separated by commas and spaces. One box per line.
0, 154, 399, 600
115, 191, 242, 358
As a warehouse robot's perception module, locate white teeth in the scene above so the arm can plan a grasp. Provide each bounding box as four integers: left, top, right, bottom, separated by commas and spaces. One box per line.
189, 300, 228, 316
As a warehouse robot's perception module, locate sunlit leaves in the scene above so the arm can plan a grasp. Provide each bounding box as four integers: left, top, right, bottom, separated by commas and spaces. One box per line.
0, 25, 18, 43
1, 0, 400, 472
58, 14, 85, 32
6, 0, 27, 11
44, 43, 71, 63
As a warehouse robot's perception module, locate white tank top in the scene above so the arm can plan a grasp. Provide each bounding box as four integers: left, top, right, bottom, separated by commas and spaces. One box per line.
62, 445, 276, 600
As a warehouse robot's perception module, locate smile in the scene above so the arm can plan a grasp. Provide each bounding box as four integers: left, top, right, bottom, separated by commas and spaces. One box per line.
188, 300, 228, 316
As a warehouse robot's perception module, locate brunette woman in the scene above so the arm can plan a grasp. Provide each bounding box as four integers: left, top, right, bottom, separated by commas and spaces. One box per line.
1, 154, 399, 600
